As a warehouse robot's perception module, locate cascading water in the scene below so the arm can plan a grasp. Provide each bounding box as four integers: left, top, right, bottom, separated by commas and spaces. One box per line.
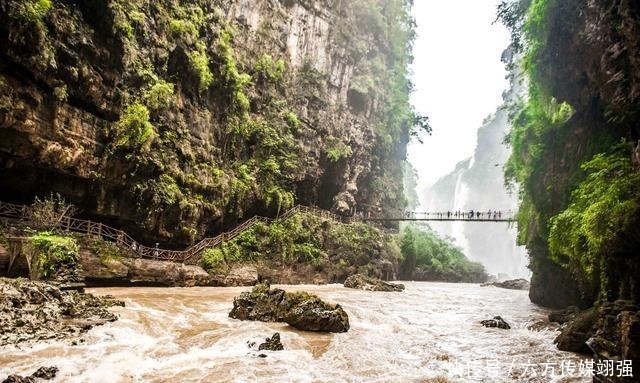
420, 107, 530, 280
451, 171, 472, 257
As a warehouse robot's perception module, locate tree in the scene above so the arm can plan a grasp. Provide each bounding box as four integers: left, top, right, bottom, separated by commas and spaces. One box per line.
29, 193, 77, 231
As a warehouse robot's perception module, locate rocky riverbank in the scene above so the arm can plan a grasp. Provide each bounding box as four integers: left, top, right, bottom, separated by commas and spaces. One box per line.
0, 278, 123, 346
549, 301, 639, 379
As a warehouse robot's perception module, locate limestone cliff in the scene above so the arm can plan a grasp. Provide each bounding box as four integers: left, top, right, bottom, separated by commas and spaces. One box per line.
499, 0, 640, 378
0, 0, 421, 246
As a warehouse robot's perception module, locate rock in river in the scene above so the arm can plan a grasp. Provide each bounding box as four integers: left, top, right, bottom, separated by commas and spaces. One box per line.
2, 366, 58, 382
343, 274, 405, 292
481, 278, 530, 290
229, 283, 349, 333
258, 333, 284, 351
481, 316, 511, 330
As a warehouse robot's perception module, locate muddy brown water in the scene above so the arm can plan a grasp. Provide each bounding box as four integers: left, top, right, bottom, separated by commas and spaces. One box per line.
0, 282, 588, 382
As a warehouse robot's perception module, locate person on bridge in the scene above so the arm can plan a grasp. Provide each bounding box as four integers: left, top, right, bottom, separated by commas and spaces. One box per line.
498, 211, 502, 219
469, 210, 474, 219
476, 211, 481, 219
447, 211, 451, 218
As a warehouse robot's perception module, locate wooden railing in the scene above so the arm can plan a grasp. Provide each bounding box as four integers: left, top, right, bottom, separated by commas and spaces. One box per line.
0, 201, 345, 265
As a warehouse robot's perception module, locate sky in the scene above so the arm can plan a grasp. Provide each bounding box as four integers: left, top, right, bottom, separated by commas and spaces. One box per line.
407, 0, 511, 198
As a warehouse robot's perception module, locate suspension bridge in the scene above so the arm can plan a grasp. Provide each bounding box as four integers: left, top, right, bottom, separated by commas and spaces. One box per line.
361, 210, 516, 223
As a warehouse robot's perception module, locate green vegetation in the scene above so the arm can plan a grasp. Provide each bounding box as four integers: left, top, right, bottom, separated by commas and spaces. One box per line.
254, 54, 286, 82
87, 237, 125, 267
283, 111, 300, 129
13, 0, 52, 24
325, 140, 352, 163
28, 232, 79, 278
201, 211, 484, 283
201, 248, 227, 274
549, 146, 640, 293
113, 102, 155, 151
205, 211, 400, 278
188, 43, 214, 90
399, 226, 487, 282
143, 79, 175, 110
499, 0, 640, 304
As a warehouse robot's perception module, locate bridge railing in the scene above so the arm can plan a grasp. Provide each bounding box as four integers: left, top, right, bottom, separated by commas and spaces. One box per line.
0, 200, 518, 266
0, 201, 347, 265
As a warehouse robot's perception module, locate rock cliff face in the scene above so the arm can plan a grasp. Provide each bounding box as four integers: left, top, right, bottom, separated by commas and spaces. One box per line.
0, 0, 418, 246
499, 0, 640, 378
499, 0, 640, 309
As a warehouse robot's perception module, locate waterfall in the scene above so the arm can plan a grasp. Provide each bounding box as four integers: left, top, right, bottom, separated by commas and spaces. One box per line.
451, 171, 471, 257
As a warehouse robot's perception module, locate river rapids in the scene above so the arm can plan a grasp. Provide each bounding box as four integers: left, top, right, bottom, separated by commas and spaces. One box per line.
0, 282, 588, 382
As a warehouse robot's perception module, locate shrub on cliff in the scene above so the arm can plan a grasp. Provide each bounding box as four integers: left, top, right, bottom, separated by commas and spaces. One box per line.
549, 145, 640, 298
8, 0, 52, 24
113, 103, 155, 151
202, 248, 228, 274
28, 231, 80, 280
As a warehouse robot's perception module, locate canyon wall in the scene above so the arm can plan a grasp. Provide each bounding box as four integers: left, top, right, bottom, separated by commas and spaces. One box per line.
0, 0, 420, 246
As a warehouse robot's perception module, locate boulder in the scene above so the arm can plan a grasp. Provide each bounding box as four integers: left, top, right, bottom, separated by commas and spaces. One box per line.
480, 316, 511, 329
79, 250, 128, 281
343, 274, 405, 292
284, 297, 350, 332
224, 265, 258, 286
128, 259, 182, 285
229, 283, 349, 332
554, 307, 597, 354
481, 278, 530, 290
586, 301, 639, 366
258, 333, 284, 351
548, 306, 580, 324
31, 367, 58, 380
179, 265, 212, 287
2, 366, 58, 382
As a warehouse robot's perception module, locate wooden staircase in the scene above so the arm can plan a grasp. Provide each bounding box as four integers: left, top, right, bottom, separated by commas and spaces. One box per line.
0, 201, 348, 266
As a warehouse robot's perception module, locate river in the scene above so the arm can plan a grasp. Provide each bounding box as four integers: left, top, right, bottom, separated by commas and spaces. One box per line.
0, 282, 588, 382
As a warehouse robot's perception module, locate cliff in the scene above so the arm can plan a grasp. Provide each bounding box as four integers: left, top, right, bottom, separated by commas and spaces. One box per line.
499, 0, 640, 378
0, 0, 422, 246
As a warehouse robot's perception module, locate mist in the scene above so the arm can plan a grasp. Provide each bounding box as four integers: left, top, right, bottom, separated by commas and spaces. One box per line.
407, 0, 529, 280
